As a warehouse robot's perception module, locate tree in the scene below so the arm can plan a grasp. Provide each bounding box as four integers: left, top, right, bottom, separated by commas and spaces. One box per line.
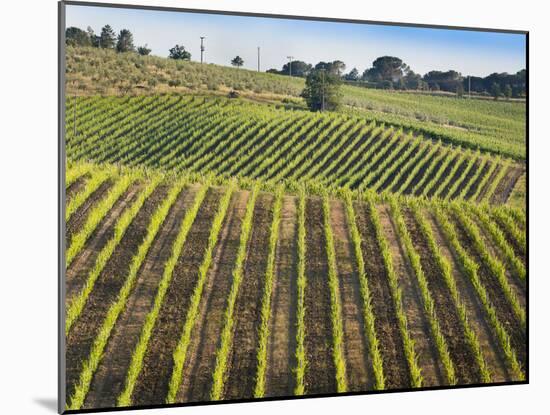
137, 44, 152, 56
491, 82, 502, 100
504, 84, 513, 100
280, 60, 312, 77
231, 56, 244, 68
65, 27, 91, 46
314, 60, 346, 76
87, 26, 100, 47
99, 25, 116, 49
363, 56, 407, 84
423, 70, 462, 92
301, 69, 342, 112
169, 44, 191, 60
344, 67, 359, 81
116, 29, 135, 53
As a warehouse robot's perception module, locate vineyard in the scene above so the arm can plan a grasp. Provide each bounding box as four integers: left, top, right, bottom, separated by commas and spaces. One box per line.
66, 95, 525, 205
64, 162, 526, 410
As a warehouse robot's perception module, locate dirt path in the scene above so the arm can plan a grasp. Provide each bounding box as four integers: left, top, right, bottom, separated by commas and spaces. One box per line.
403, 207, 482, 384
449, 213, 526, 369
426, 211, 510, 382
329, 199, 372, 391
224, 194, 275, 400
82, 184, 201, 409
129, 188, 225, 406
65, 185, 168, 405
303, 197, 337, 395
264, 195, 298, 398
66, 181, 113, 246
377, 205, 445, 387
175, 190, 250, 403
354, 201, 410, 389
66, 183, 142, 301
493, 167, 524, 206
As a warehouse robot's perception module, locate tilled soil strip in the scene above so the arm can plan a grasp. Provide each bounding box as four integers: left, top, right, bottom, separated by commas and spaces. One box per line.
66, 183, 142, 301
65, 184, 169, 405
492, 214, 526, 265
439, 157, 470, 199
264, 195, 298, 398
426, 154, 459, 198
464, 161, 491, 200
425, 211, 510, 382
354, 201, 411, 389
66, 175, 89, 203
224, 194, 275, 400
128, 188, 227, 406
402, 149, 440, 195
449, 213, 526, 368
491, 167, 524, 205
82, 184, 201, 409
303, 197, 337, 395
378, 205, 444, 387
174, 190, 250, 404
449, 159, 481, 200
476, 164, 504, 203
66, 180, 113, 246
329, 199, 372, 391
403, 208, 482, 384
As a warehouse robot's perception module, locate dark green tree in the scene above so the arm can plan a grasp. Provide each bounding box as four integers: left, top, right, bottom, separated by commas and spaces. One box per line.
137, 44, 152, 56
491, 82, 502, 100
362, 56, 407, 83
65, 27, 91, 46
301, 69, 342, 112
344, 67, 359, 81
116, 29, 135, 53
99, 25, 116, 49
231, 56, 244, 67
280, 60, 312, 77
314, 60, 346, 76
168, 44, 191, 60
504, 84, 513, 100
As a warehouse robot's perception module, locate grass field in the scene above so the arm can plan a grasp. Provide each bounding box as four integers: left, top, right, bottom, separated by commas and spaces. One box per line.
64, 45, 527, 410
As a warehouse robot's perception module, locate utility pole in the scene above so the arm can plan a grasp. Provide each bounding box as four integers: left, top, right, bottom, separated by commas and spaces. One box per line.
321, 69, 325, 112
468, 75, 471, 99
257, 47, 261, 72
200, 36, 206, 64
287, 56, 294, 76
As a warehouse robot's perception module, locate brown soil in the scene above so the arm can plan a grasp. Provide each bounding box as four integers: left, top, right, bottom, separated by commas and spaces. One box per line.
402, 149, 440, 195
377, 205, 445, 387
426, 154, 459, 197
175, 190, 250, 404
303, 197, 337, 395
411, 154, 447, 197
492, 214, 526, 263
224, 193, 275, 400
425, 211, 510, 382
403, 207, 482, 384
491, 167, 524, 205
264, 195, 298, 398
65, 184, 169, 405
449, 213, 526, 369
449, 159, 480, 200
353, 201, 411, 389
129, 187, 228, 406
476, 163, 503, 203
66, 180, 113, 246
365, 140, 413, 189
66, 175, 88, 202
82, 184, 201, 409
329, 199, 372, 391
386, 146, 430, 193
471, 216, 526, 309
439, 157, 469, 199
66, 183, 142, 301
465, 161, 491, 200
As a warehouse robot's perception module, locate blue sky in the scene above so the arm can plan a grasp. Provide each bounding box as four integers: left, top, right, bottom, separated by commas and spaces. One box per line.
66, 4, 526, 77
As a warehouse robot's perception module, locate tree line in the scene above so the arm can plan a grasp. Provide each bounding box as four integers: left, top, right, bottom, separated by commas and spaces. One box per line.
268, 56, 526, 99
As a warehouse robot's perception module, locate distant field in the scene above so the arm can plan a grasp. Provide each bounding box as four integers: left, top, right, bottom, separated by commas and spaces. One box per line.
65, 161, 526, 410
66, 47, 526, 159
66, 95, 524, 204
